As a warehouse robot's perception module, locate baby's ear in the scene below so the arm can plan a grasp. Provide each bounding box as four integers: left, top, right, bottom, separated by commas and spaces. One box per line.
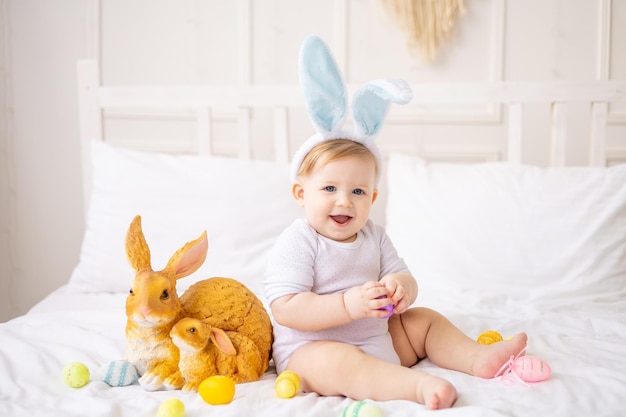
371, 189, 379, 204
291, 182, 305, 207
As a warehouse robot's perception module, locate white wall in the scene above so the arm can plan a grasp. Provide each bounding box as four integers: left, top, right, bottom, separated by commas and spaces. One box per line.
1, 0, 91, 321
1, 0, 11, 320
1, 0, 624, 322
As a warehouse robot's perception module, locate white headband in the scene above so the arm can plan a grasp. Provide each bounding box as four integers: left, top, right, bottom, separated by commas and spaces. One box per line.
291, 35, 413, 185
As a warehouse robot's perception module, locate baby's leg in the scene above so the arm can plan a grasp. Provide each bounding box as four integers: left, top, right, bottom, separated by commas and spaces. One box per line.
287, 340, 457, 409
389, 307, 527, 378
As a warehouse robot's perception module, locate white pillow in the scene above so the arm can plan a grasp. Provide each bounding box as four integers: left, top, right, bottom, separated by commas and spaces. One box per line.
385, 153, 626, 307
68, 140, 302, 298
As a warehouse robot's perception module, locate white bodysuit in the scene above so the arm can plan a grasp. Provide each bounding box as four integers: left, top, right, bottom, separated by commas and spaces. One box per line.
263, 218, 410, 374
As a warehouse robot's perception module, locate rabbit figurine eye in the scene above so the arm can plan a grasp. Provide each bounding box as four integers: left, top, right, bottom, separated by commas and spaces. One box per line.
188, 327, 196, 334
160, 289, 169, 300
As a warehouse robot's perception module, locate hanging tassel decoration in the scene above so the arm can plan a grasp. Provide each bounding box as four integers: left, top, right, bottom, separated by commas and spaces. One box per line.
381, 0, 466, 62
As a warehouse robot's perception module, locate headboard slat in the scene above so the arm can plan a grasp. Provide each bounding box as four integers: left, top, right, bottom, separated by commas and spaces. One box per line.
405, 82, 626, 104
273, 107, 290, 163
196, 107, 212, 155
550, 103, 568, 167
238, 107, 252, 159
589, 102, 608, 166
506, 103, 523, 164
77, 60, 103, 210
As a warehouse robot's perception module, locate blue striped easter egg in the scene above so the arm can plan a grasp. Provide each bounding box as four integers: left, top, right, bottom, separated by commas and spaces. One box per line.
99, 360, 139, 387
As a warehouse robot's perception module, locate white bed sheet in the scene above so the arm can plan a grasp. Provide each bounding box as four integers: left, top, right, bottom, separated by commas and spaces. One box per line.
4, 143, 625, 416
2, 284, 624, 417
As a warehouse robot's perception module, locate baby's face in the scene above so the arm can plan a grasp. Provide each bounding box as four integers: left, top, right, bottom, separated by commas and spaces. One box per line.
294, 155, 378, 243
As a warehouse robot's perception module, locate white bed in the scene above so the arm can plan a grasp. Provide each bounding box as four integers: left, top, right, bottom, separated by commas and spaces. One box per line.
1, 61, 625, 417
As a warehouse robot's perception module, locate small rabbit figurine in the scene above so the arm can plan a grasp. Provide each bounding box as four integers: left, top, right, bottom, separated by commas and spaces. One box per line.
170, 318, 266, 391
124, 215, 273, 391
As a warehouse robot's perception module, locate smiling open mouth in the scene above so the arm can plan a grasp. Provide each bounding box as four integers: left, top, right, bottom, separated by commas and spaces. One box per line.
331, 215, 352, 224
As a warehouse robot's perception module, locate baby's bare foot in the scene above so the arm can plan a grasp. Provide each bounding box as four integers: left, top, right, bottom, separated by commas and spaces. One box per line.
472, 332, 528, 378
417, 375, 457, 410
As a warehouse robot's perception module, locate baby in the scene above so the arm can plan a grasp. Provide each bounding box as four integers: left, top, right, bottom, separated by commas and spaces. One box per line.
263, 138, 527, 409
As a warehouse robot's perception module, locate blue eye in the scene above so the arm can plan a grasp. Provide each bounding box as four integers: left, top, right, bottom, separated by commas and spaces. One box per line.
324, 186, 336, 192
353, 189, 365, 195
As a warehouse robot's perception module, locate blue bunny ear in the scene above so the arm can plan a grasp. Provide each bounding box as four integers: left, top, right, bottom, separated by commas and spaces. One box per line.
352, 79, 413, 138
299, 35, 347, 137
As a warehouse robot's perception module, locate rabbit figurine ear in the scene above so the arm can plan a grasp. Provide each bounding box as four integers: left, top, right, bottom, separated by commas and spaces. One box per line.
352, 79, 413, 138
298, 34, 347, 138
162, 230, 209, 281
126, 215, 153, 273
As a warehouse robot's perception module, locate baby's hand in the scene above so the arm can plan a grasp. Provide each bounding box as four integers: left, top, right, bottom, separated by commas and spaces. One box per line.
343, 281, 392, 320
379, 273, 417, 315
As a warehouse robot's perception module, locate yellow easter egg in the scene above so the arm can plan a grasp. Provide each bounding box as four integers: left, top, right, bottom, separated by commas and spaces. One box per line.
275, 370, 301, 398
157, 398, 185, 417
477, 330, 503, 345
198, 375, 236, 405
62, 362, 90, 388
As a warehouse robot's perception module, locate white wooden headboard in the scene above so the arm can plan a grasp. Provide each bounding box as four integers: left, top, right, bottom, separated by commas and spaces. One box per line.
77, 59, 626, 207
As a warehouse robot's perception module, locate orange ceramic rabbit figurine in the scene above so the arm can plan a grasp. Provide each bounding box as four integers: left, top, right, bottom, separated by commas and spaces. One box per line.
124, 215, 273, 391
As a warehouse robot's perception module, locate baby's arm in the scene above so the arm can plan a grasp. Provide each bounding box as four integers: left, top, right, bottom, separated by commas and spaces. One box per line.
379, 272, 418, 314
271, 281, 392, 332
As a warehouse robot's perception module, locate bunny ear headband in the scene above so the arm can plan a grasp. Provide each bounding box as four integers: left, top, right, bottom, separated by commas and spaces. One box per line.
291, 34, 413, 185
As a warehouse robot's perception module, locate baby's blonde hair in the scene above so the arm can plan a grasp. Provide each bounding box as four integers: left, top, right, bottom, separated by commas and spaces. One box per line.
297, 139, 379, 179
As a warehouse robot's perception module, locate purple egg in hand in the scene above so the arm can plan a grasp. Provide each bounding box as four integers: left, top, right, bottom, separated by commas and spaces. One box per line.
376, 296, 394, 318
